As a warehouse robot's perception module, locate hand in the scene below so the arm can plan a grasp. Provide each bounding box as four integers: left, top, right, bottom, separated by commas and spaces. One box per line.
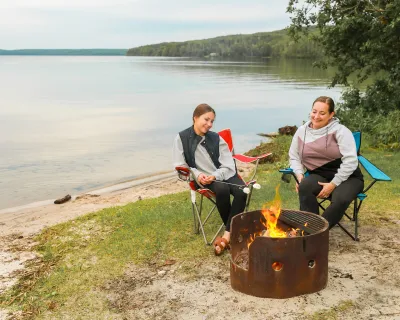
203, 175, 216, 185
317, 182, 336, 199
197, 173, 207, 186
295, 174, 304, 193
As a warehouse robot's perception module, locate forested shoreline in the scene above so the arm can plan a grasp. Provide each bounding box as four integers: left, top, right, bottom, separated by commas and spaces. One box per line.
126, 28, 320, 59
1, 28, 319, 59
0, 49, 127, 56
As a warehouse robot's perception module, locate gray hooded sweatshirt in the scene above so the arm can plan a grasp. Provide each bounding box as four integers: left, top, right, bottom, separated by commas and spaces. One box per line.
289, 118, 362, 187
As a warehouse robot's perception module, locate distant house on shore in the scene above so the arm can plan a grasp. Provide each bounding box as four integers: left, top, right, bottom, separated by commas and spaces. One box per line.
209, 53, 218, 57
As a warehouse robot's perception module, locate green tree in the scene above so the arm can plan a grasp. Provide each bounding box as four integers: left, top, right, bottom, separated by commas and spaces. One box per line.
287, 0, 400, 146
287, 0, 400, 111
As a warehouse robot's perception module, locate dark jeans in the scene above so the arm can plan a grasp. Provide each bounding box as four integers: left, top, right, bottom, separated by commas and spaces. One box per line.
298, 174, 364, 229
207, 175, 247, 232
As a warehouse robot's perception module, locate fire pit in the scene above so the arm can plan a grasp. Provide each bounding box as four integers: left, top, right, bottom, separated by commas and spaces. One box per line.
230, 209, 329, 299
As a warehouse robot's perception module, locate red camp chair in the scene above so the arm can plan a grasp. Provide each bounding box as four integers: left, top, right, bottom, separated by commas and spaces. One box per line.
176, 129, 272, 245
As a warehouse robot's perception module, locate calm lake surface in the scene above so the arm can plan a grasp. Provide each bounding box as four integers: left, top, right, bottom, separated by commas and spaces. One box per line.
0, 56, 342, 210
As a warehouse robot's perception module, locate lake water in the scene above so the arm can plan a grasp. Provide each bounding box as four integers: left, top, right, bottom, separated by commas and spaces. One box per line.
0, 56, 342, 210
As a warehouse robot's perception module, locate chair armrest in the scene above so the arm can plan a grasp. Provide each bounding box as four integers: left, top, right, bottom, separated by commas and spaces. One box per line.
358, 156, 391, 181
175, 166, 190, 176
279, 168, 301, 184
175, 166, 206, 189
279, 168, 294, 174
233, 152, 272, 163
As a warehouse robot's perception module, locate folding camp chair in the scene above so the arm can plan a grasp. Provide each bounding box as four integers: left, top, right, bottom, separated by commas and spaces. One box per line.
176, 128, 272, 245
280, 131, 391, 241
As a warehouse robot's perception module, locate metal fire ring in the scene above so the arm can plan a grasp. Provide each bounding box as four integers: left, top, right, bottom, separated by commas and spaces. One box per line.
230, 209, 329, 299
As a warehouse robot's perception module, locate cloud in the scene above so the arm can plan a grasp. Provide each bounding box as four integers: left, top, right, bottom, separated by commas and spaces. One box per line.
0, 0, 139, 9
0, 0, 290, 49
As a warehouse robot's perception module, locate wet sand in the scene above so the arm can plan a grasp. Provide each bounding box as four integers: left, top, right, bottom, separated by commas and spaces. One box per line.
0, 171, 184, 237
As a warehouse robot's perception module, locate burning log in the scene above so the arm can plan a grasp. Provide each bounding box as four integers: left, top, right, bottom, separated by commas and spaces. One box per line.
261, 228, 300, 238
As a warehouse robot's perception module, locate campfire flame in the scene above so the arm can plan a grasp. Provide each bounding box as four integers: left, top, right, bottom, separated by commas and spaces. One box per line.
247, 184, 293, 249
247, 234, 256, 249
261, 185, 287, 238
246, 185, 310, 249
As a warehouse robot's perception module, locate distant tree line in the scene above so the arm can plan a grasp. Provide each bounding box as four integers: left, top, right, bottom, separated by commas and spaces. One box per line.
0, 49, 127, 56
126, 29, 321, 59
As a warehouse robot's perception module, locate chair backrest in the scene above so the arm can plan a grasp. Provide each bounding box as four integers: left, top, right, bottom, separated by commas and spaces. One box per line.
353, 131, 361, 154
352, 131, 391, 182
218, 128, 234, 153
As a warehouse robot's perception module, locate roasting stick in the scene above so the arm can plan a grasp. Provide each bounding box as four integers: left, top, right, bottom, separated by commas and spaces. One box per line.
211, 180, 261, 194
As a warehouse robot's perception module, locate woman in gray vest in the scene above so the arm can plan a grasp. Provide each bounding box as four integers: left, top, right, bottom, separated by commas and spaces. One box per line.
173, 103, 247, 255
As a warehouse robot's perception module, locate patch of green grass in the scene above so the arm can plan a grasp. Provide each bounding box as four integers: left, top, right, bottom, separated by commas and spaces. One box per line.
309, 300, 355, 320
245, 135, 292, 166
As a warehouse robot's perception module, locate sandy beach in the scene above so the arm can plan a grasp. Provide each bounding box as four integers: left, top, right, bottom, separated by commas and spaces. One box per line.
0, 171, 185, 237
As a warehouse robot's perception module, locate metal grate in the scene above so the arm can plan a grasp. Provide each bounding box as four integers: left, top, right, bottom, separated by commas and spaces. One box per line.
280, 210, 326, 234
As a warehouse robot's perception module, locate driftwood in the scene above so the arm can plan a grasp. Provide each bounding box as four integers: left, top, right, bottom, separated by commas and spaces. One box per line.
54, 194, 71, 204
257, 132, 279, 138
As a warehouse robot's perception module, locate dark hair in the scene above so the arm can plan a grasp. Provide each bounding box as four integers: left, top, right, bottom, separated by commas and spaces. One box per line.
312, 96, 335, 113
193, 103, 215, 122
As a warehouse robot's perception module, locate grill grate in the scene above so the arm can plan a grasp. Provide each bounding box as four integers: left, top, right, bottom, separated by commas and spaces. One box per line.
280, 210, 326, 234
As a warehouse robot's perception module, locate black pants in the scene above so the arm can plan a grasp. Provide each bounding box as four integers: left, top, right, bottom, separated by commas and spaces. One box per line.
298, 174, 364, 229
207, 175, 247, 232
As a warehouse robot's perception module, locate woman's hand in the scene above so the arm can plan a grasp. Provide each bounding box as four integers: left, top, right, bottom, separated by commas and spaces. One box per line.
203, 175, 216, 185
295, 174, 304, 193
197, 173, 207, 186
317, 182, 336, 199
197, 174, 215, 185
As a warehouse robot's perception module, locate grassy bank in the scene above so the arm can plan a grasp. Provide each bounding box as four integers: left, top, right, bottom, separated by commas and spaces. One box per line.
1, 136, 399, 319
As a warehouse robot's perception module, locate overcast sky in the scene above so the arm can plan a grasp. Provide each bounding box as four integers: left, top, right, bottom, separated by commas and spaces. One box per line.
0, 0, 291, 49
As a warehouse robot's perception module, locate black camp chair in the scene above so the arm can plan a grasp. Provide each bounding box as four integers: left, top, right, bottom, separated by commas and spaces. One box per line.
279, 132, 391, 241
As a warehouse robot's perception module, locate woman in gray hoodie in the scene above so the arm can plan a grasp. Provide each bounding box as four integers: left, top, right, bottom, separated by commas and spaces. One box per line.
289, 96, 364, 229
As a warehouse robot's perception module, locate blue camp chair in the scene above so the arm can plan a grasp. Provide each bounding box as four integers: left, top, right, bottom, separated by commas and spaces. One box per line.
279, 131, 391, 241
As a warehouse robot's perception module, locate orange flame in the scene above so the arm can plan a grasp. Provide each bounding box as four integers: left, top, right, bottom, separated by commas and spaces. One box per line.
247, 184, 303, 249
247, 234, 255, 249
261, 185, 287, 238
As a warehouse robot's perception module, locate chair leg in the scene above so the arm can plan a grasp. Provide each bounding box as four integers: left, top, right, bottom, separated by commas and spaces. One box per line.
336, 199, 361, 241
202, 199, 217, 225
192, 203, 199, 234
192, 199, 209, 245
319, 198, 360, 241
244, 184, 254, 211
337, 222, 359, 241
191, 194, 222, 245
353, 199, 364, 242
318, 199, 328, 211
